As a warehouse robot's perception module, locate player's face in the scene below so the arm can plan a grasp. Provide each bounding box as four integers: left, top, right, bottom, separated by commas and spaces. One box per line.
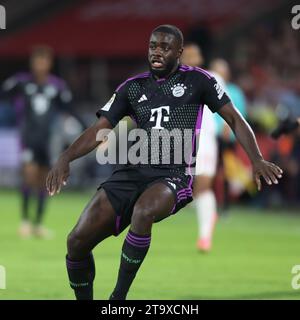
181, 45, 204, 67
148, 32, 183, 78
30, 56, 52, 76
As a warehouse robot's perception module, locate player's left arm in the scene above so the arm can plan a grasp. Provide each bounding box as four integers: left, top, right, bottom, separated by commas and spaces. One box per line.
217, 102, 283, 190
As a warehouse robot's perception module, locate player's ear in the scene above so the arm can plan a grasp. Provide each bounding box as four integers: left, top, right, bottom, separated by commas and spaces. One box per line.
177, 47, 183, 59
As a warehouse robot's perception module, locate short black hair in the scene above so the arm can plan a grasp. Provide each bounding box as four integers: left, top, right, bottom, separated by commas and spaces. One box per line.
184, 41, 200, 49
31, 45, 54, 60
151, 25, 184, 47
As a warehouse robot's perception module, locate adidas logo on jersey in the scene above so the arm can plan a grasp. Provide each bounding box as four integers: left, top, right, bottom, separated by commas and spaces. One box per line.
165, 178, 177, 190
214, 83, 224, 100
168, 182, 176, 190
138, 94, 148, 103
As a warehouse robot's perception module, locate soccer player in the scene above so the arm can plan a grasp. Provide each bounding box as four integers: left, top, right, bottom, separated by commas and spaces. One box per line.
0, 46, 85, 238
46, 25, 283, 300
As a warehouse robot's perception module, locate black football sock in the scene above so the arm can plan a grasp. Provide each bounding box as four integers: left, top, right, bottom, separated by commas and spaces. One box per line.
21, 186, 31, 221
110, 230, 151, 300
35, 190, 47, 225
66, 253, 95, 300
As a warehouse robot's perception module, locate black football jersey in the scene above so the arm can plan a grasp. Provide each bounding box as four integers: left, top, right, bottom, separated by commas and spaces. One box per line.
1, 72, 72, 146
96, 64, 231, 173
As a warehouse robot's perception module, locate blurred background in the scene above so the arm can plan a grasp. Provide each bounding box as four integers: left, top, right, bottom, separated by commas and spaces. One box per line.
0, 0, 299, 300
0, 0, 299, 207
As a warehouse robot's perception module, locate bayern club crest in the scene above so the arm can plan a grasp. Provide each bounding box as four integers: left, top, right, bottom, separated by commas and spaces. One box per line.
171, 83, 187, 97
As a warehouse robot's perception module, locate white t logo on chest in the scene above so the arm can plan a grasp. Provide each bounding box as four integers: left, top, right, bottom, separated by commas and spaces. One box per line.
150, 106, 170, 129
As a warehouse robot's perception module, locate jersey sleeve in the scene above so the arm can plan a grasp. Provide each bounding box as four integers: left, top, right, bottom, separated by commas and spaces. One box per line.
96, 82, 131, 127
0, 74, 22, 98
200, 75, 231, 113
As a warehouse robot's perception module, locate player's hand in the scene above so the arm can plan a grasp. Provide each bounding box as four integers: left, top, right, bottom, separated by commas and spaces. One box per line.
252, 159, 283, 191
46, 156, 70, 196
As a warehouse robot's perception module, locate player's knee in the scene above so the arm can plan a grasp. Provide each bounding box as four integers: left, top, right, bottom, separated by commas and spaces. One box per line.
131, 204, 155, 225
197, 184, 211, 194
67, 231, 87, 259
194, 175, 213, 195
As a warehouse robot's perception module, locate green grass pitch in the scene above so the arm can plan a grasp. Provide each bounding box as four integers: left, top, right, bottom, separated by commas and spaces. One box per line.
0, 189, 300, 300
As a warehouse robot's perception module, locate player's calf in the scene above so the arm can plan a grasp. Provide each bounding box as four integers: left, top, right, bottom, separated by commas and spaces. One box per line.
110, 182, 175, 300
109, 199, 156, 300
66, 230, 98, 300
66, 252, 95, 300
66, 230, 95, 299
65, 190, 116, 300
110, 230, 151, 300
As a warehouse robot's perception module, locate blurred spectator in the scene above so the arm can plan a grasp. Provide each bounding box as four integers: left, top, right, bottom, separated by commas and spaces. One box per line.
215, 14, 300, 208
0, 4, 299, 209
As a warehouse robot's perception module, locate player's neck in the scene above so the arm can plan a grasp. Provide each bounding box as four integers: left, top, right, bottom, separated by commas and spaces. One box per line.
152, 63, 179, 80
33, 73, 48, 85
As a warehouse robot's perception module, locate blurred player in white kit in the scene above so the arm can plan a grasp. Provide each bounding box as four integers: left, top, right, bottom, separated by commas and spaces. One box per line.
181, 43, 227, 252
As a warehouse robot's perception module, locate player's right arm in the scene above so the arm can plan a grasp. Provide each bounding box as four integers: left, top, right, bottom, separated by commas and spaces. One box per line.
46, 116, 112, 195
46, 81, 132, 196
198, 72, 283, 191
0, 74, 23, 98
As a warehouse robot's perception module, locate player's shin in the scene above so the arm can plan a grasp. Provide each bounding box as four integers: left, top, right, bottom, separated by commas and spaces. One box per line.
66, 253, 95, 300
36, 190, 47, 225
110, 230, 151, 300
21, 186, 31, 221
196, 190, 218, 250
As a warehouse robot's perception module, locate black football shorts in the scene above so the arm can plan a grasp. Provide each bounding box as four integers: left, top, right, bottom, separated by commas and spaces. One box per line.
21, 144, 50, 166
98, 165, 193, 236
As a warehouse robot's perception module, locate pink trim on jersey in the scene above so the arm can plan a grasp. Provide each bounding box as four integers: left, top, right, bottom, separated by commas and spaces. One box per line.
115, 215, 121, 235
170, 105, 204, 212
187, 104, 204, 188
179, 65, 212, 79
116, 72, 150, 92
196, 104, 205, 131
